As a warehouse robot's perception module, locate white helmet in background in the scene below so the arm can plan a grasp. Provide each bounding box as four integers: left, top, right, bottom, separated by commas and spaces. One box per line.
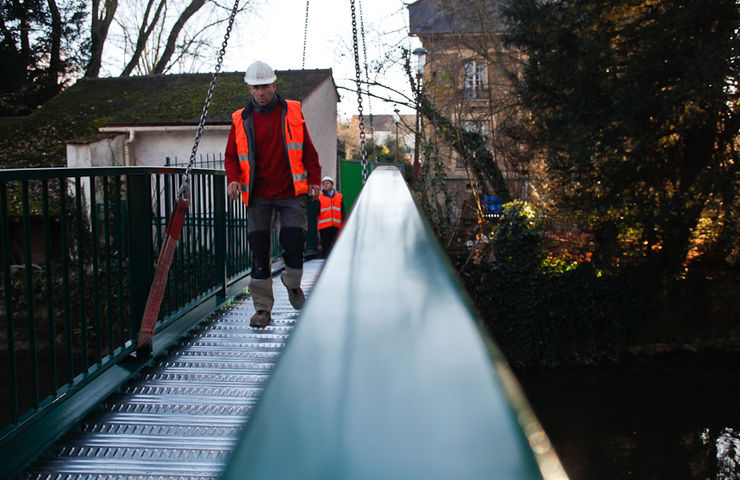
244, 60, 276, 85
322, 176, 334, 184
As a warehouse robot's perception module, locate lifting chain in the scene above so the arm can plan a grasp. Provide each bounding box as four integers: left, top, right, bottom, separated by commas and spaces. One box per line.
181, 0, 241, 200
358, 0, 378, 164
299, 0, 310, 101
350, 0, 368, 184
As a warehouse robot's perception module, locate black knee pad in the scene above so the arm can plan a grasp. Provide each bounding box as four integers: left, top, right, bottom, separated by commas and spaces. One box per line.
249, 230, 272, 279
280, 227, 305, 269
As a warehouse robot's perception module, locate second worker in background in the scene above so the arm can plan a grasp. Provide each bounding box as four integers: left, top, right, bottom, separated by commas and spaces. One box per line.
317, 176, 345, 258
224, 60, 321, 328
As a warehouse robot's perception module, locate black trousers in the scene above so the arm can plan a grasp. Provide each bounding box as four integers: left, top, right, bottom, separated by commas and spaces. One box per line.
319, 227, 339, 259
247, 195, 307, 279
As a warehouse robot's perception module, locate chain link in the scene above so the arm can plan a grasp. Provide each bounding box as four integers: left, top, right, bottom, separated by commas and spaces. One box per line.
350, 0, 368, 184
358, 0, 377, 165
181, 0, 240, 200
299, 0, 310, 101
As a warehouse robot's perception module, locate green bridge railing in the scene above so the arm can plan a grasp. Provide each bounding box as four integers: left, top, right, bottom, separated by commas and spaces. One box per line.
221, 166, 568, 479
1, 165, 566, 479
0, 166, 312, 476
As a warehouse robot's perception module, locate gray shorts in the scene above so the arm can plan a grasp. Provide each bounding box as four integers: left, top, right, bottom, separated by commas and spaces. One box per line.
247, 195, 308, 233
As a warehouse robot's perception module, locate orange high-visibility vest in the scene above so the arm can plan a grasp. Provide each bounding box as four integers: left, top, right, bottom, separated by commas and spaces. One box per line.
317, 192, 343, 230
231, 99, 307, 206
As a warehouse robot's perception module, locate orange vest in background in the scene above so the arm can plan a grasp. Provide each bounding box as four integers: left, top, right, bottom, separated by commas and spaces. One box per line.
317, 192, 343, 230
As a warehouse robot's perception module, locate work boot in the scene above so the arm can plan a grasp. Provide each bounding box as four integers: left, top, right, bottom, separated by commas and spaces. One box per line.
249, 277, 274, 327
281, 267, 305, 310
250, 310, 271, 328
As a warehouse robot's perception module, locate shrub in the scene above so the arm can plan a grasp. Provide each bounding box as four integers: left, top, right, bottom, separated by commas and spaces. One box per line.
492, 201, 544, 278
461, 201, 649, 367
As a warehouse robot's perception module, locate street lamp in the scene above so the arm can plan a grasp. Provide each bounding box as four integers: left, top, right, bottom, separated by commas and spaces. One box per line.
393, 106, 400, 164
411, 47, 427, 187
413, 47, 428, 78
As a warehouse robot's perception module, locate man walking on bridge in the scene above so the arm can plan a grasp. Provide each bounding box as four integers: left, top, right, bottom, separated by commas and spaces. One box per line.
225, 60, 321, 328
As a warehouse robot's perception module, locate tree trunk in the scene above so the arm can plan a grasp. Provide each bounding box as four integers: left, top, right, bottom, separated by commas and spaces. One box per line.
152, 0, 206, 74
85, 0, 118, 78
19, 5, 30, 73
45, 0, 62, 88
657, 214, 697, 276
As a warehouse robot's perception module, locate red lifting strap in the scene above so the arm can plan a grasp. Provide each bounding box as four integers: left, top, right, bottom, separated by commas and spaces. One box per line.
136, 195, 190, 350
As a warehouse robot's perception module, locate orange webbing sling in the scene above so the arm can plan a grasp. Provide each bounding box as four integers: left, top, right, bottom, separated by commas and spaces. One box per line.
135, 189, 189, 350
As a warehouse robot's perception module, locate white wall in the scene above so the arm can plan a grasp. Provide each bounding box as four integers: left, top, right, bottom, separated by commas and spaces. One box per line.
66, 136, 128, 226
128, 128, 229, 167
301, 77, 339, 183
66, 136, 125, 168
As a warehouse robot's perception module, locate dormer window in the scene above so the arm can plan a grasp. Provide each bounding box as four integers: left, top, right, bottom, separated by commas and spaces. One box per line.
464, 60, 488, 100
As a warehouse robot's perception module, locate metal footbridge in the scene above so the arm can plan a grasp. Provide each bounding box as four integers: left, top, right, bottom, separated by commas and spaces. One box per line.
24, 260, 321, 479
0, 166, 568, 479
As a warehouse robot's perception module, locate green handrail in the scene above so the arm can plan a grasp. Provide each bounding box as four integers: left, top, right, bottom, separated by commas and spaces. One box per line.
221, 166, 568, 480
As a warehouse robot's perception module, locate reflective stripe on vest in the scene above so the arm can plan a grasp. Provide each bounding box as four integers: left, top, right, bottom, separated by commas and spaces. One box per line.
284, 100, 308, 196
231, 100, 308, 206
317, 192, 343, 230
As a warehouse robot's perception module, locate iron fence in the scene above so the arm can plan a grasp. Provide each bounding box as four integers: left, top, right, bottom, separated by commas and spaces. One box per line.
165, 153, 224, 170
0, 166, 273, 446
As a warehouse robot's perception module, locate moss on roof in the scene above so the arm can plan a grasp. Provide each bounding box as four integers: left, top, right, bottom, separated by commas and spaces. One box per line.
0, 69, 334, 168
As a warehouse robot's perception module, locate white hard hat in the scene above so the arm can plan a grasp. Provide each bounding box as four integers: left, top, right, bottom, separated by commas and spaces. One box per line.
244, 60, 276, 85
322, 176, 334, 184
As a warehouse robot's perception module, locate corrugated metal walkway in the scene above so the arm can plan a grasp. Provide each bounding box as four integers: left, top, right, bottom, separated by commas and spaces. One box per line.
23, 259, 324, 480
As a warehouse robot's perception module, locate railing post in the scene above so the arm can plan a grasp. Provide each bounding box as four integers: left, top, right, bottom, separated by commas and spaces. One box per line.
213, 174, 227, 300
127, 174, 154, 341
0, 181, 19, 424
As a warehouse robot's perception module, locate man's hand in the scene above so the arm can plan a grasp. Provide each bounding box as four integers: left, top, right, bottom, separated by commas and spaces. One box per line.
228, 181, 241, 201
308, 184, 320, 201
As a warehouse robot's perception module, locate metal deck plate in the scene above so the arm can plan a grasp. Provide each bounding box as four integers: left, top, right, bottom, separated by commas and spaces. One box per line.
24, 260, 323, 480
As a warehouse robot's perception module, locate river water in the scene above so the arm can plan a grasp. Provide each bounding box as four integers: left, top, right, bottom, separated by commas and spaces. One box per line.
515, 352, 740, 479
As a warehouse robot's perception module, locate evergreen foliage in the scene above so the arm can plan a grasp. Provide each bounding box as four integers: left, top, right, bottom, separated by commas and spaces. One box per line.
501, 0, 740, 275
463, 203, 645, 366
0, 0, 88, 115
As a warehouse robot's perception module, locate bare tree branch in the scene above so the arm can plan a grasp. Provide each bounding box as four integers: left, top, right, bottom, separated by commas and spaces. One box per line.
86, 0, 118, 78
120, 0, 166, 76
152, 0, 206, 74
